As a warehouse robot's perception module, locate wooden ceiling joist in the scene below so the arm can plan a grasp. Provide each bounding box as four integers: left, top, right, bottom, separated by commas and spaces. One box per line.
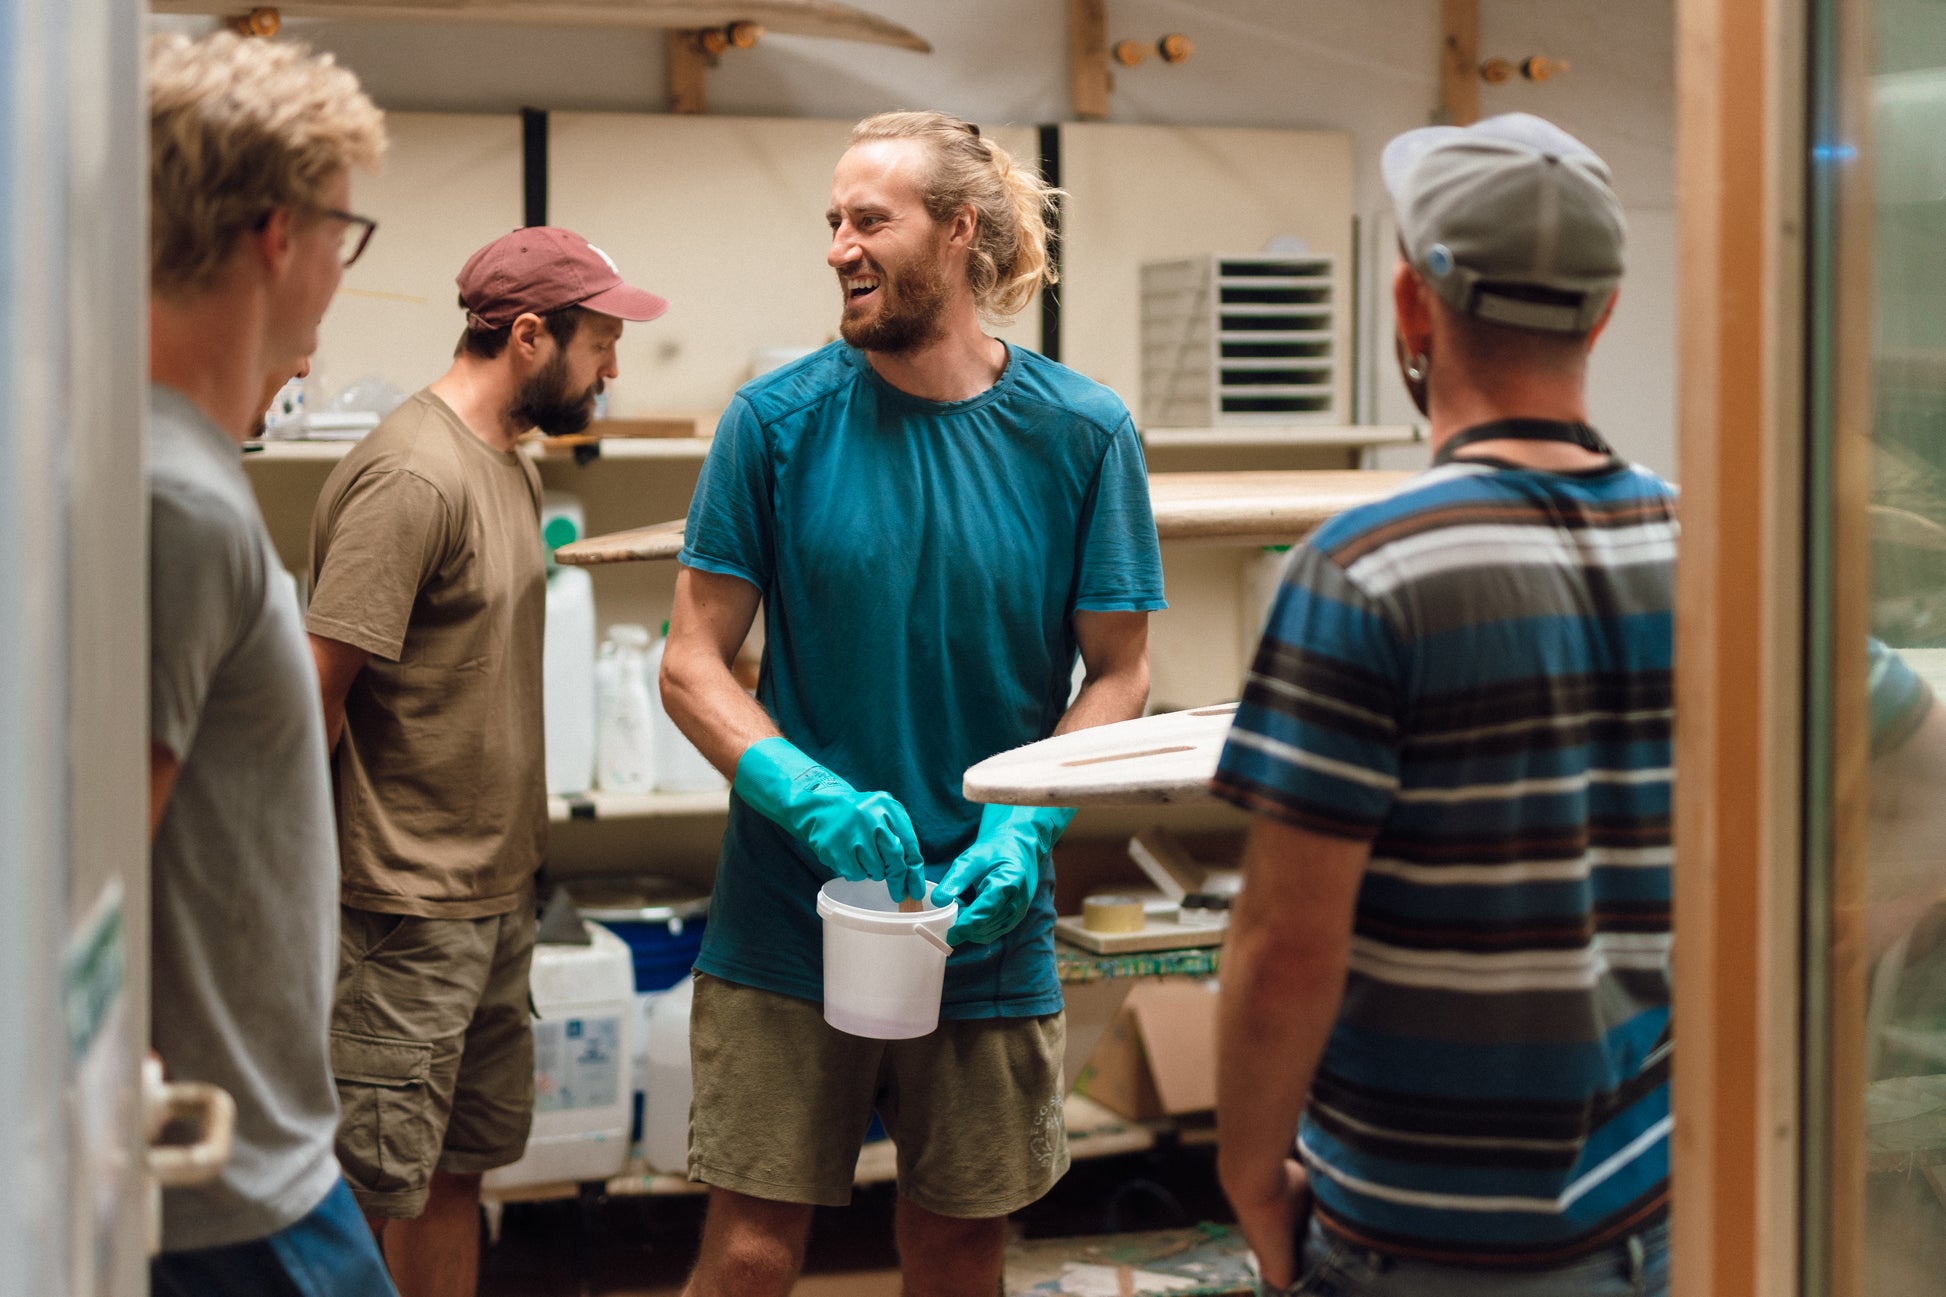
156, 0, 932, 51
1440, 0, 1479, 125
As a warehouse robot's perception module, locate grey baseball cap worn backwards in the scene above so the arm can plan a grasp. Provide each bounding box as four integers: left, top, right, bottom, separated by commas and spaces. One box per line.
1382, 112, 1625, 334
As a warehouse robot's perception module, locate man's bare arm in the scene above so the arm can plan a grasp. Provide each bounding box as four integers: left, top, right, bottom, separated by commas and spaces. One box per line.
1055, 610, 1150, 734
149, 743, 181, 839
659, 565, 778, 777
1217, 815, 1372, 1288
308, 632, 372, 753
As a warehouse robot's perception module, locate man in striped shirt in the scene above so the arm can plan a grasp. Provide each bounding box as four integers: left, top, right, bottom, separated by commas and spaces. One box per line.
1213, 114, 1677, 1295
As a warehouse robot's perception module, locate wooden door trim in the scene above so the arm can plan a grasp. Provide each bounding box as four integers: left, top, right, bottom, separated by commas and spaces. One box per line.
1673, 0, 1809, 1293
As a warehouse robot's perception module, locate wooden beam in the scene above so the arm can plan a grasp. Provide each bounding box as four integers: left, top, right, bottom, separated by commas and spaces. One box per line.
1672, 0, 1809, 1293
1068, 0, 1109, 121
1439, 0, 1478, 126
667, 29, 706, 114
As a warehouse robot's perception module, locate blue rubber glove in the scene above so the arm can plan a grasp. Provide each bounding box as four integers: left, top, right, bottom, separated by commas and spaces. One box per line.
935, 803, 1076, 946
733, 737, 926, 901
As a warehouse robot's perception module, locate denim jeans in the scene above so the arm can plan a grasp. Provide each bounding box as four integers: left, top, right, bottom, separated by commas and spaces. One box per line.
153, 1178, 397, 1297
1264, 1216, 1670, 1297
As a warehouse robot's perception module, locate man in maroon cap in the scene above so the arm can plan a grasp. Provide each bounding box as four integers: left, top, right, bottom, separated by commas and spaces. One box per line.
303, 226, 666, 1297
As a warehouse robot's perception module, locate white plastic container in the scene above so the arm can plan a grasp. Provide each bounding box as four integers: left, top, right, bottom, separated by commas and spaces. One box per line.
543, 567, 597, 797
594, 624, 655, 794
645, 623, 728, 793
539, 490, 585, 570
641, 973, 695, 1175
483, 922, 634, 1191
816, 879, 957, 1040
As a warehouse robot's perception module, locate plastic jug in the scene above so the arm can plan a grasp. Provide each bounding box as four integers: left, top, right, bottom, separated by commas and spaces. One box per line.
816, 879, 957, 1039
595, 624, 655, 794
543, 567, 597, 796
540, 490, 585, 572
642, 973, 696, 1174
646, 622, 728, 793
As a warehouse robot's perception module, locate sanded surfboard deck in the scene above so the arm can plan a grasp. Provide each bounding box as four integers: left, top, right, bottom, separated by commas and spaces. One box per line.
961, 703, 1236, 808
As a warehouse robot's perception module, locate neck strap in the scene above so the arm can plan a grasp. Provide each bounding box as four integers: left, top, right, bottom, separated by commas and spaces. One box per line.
1433, 418, 1615, 466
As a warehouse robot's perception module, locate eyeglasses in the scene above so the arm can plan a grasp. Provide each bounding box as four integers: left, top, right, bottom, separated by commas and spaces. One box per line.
320, 208, 378, 268
253, 205, 379, 267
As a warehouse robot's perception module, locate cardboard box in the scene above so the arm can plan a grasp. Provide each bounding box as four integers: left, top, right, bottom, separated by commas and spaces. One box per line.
1073, 977, 1219, 1121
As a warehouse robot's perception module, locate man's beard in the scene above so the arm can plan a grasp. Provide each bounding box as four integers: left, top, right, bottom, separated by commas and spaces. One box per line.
839, 255, 951, 354
511, 350, 598, 437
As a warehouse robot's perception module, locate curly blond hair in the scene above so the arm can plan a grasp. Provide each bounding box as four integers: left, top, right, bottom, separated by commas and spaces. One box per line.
848, 111, 1061, 323
148, 32, 386, 298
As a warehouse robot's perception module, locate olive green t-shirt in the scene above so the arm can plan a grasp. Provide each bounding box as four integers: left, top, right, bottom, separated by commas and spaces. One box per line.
307, 390, 546, 918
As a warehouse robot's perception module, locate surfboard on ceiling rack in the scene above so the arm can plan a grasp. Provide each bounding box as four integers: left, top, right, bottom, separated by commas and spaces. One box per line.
149, 0, 932, 50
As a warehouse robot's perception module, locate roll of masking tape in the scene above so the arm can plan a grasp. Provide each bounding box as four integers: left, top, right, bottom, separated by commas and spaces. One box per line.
1082, 894, 1146, 934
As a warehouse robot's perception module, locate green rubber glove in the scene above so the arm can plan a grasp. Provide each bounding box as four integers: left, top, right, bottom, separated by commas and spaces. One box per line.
935, 802, 1076, 946
734, 737, 926, 901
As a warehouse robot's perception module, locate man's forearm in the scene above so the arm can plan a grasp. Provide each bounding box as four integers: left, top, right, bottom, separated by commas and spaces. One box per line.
1216, 915, 1347, 1204
1054, 661, 1149, 734
660, 646, 780, 779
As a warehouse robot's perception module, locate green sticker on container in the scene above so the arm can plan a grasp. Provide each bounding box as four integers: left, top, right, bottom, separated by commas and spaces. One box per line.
63, 887, 126, 1063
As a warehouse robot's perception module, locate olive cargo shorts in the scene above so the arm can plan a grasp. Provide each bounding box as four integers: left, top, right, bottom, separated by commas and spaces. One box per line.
687, 972, 1070, 1218
330, 904, 536, 1218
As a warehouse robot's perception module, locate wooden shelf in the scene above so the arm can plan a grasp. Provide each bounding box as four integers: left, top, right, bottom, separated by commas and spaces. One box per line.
548, 789, 730, 822
244, 435, 716, 463
527, 437, 715, 461
482, 1092, 1158, 1205
1140, 422, 1421, 449
557, 468, 1416, 565
243, 439, 363, 461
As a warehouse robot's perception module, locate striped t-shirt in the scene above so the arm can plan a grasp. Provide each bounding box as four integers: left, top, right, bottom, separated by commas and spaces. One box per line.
1213, 455, 1679, 1266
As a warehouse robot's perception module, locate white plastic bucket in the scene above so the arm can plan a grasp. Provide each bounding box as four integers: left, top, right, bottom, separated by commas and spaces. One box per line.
816, 879, 957, 1040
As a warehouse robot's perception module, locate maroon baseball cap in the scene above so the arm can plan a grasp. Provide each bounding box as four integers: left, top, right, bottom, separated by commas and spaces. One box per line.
456, 226, 669, 331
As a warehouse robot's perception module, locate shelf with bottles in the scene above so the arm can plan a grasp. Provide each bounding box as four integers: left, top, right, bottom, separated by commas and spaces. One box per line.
547, 788, 731, 823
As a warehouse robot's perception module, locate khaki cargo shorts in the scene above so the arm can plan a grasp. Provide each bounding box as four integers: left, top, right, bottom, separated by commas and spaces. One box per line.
330, 903, 536, 1219
687, 972, 1069, 1219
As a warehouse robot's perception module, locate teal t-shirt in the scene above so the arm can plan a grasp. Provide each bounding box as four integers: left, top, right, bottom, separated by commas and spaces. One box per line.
680, 341, 1166, 1017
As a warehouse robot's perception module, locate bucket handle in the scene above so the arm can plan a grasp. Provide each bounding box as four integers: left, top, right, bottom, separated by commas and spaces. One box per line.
913, 924, 953, 956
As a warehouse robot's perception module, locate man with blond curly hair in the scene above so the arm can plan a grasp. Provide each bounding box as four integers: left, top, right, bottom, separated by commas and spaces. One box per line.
661, 110, 1164, 1297
146, 30, 393, 1297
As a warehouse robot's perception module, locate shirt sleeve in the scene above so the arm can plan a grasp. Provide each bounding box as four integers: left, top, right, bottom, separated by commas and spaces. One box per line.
1073, 418, 1167, 613
1869, 637, 1935, 759
305, 468, 452, 661
678, 395, 774, 593
1212, 544, 1405, 839
150, 488, 258, 762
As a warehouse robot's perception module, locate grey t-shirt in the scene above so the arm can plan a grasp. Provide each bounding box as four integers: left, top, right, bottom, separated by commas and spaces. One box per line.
148, 384, 341, 1251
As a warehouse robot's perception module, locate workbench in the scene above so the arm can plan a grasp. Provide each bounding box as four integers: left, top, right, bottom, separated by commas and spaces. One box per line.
552, 469, 1414, 566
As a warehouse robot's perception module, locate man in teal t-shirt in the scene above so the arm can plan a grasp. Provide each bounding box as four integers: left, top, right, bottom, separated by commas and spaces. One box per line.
661, 111, 1164, 1297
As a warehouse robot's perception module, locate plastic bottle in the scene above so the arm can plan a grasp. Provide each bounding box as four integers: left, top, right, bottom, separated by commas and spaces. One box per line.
646, 621, 729, 793
595, 624, 655, 794
543, 567, 597, 796
641, 973, 696, 1174
539, 490, 585, 572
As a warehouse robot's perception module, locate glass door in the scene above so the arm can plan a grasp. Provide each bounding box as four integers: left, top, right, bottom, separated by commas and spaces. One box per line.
1807, 0, 1946, 1292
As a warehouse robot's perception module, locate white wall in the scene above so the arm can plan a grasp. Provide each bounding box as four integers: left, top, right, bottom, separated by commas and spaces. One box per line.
226, 0, 1678, 473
